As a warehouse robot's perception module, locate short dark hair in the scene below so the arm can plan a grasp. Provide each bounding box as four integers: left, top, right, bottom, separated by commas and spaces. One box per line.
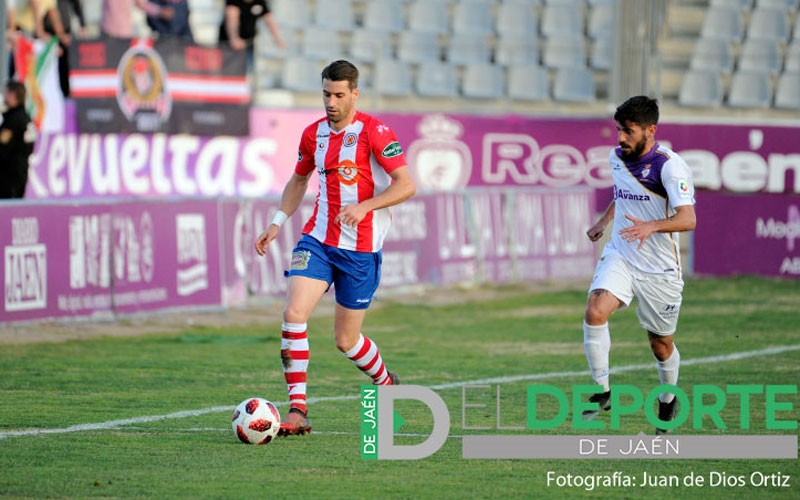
321, 60, 359, 90
614, 95, 659, 127
6, 80, 26, 105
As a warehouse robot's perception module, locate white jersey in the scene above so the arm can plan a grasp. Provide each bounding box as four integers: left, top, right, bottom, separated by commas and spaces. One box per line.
605, 143, 695, 275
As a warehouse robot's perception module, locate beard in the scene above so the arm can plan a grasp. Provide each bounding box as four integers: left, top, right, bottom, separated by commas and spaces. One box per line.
619, 137, 648, 162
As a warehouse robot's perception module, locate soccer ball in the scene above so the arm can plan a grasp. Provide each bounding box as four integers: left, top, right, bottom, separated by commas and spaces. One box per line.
231, 397, 281, 445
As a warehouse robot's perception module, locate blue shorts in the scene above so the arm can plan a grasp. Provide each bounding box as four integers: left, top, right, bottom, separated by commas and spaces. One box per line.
286, 235, 382, 310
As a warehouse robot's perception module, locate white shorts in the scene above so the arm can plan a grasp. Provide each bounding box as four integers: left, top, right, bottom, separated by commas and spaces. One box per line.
589, 248, 684, 335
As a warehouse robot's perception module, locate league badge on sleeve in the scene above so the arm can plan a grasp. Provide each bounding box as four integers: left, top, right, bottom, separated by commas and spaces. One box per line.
677, 179, 692, 199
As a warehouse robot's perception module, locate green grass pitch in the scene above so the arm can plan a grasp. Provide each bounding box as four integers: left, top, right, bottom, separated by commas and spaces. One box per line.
1, 276, 798, 498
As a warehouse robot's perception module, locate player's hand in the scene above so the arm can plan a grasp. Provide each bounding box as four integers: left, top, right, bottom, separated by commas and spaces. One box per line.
254, 225, 280, 256
586, 222, 606, 242
619, 214, 655, 249
336, 204, 368, 227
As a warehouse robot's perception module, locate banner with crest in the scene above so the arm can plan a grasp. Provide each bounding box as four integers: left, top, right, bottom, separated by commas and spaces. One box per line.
69, 37, 249, 136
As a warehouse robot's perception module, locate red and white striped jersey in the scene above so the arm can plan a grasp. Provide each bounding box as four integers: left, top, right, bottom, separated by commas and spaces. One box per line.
295, 111, 408, 252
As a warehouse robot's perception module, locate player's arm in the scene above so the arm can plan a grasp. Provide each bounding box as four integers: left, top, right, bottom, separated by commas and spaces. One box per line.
224, 4, 246, 50
336, 166, 416, 227
261, 12, 286, 48
586, 200, 615, 242
620, 205, 696, 249
254, 172, 312, 256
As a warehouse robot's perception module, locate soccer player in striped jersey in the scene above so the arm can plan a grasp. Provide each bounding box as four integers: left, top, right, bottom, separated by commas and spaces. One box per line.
581, 96, 696, 434
254, 60, 415, 436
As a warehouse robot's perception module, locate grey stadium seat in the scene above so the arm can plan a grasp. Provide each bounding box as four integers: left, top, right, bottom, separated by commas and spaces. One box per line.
738, 39, 782, 75
495, 34, 539, 66
363, 0, 406, 34
408, 1, 450, 35
416, 62, 459, 97
700, 7, 744, 41
453, 0, 495, 35
543, 37, 586, 68
747, 7, 791, 43
496, 2, 539, 38
508, 64, 549, 101
461, 63, 506, 99
774, 72, 800, 109
397, 32, 442, 64
447, 33, 493, 65
313, 0, 355, 30
727, 70, 773, 108
372, 60, 413, 97
552, 66, 596, 102
690, 38, 734, 74
541, 4, 584, 38
282, 58, 325, 92
678, 70, 724, 107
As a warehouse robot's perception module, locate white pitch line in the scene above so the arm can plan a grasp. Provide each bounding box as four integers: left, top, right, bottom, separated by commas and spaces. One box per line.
1, 344, 799, 440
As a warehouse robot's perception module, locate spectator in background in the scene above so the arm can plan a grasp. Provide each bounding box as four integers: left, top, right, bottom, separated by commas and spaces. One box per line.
218, 0, 285, 69
147, 0, 193, 42
101, 0, 174, 39
0, 80, 36, 199
44, 0, 87, 97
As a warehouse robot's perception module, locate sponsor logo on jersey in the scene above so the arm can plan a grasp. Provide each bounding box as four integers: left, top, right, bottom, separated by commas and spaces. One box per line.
337, 159, 359, 185
613, 186, 651, 201
382, 141, 403, 158
344, 133, 358, 147
290, 250, 311, 271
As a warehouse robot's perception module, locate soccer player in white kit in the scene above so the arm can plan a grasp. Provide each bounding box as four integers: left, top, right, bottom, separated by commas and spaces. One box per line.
581, 96, 696, 434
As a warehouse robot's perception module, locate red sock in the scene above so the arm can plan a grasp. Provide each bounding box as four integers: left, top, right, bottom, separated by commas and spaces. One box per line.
344, 334, 392, 385
281, 322, 309, 413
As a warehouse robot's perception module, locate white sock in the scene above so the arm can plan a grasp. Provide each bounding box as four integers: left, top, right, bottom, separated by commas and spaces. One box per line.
583, 322, 611, 392
656, 345, 680, 403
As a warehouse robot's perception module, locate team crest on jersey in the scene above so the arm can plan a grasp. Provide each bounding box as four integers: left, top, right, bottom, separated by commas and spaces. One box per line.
290, 250, 311, 270
297, 151, 303, 162
344, 133, 358, 147
641, 165, 651, 178
382, 141, 403, 158
336, 160, 359, 185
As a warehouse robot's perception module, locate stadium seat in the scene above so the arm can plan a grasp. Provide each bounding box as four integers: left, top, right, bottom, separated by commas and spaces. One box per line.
349, 30, 393, 63
408, 1, 450, 35
461, 63, 505, 99
495, 34, 539, 66
727, 70, 773, 108
313, 0, 356, 30
397, 32, 442, 64
552, 66, 596, 102
415, 62, 459, 97
700, 7, 744, 41
738, 39, 782, 75
508, 64, 549, 101
746, 7, 791, 43
543, 37, 586, 68
447, 33, 493, 65
774, 72, 800, 109
690, 38, 734, 74
495, 2, 539, 38
281, 58, 325, 92
302, 29, 345, 61
453, 0, 495, 35
372, 60, 413, 97
678, 70, 724, 107
587, 2, 614, 39
590, 37, 613, 70
710, 0, 753, 11
363, 0, 406, 34
272, 0, 311, 29
784, 42, 800, 73
541, 4, 585, 38
755, 0, 799, 11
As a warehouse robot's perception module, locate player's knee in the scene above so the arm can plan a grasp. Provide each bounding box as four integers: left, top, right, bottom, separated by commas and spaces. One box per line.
649, 335, 674, 361
283, 305, 308, 324
584, 306, 608, 326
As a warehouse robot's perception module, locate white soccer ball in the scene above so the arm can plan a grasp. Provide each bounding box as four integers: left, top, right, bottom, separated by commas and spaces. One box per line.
231, 397, 281, 445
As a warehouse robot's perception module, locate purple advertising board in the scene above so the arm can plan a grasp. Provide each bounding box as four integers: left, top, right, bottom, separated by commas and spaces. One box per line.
1, 200, 222, 323
694, 192, 800, 278
25, 109, 800, 201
